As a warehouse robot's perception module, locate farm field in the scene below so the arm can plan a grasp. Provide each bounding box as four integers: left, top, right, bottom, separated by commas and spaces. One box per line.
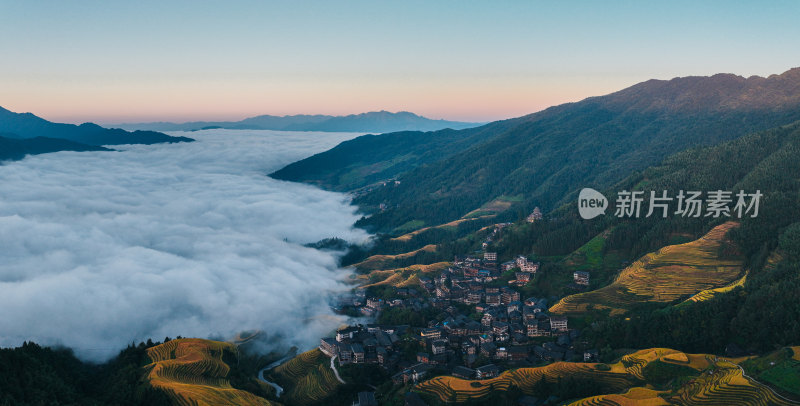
145, 338, 276, 406
462, 195, 520, 219
352, 244, 438, 271
391, 216, 493, 242
356, 262, 451, 288
665, 359, 797, 405
683, 271, 748, 304
415, 347, 800, 405
268, 349, 341, 405
550, 222, 743, 315
742, 347, 800, 398
568, 387, 669, 405
415, 361, 637, 403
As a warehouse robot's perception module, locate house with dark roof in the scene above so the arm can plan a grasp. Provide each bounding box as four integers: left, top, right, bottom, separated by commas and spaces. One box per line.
452, 365, 476, 379
476, 364, 500, 379
351, 343, 365, 363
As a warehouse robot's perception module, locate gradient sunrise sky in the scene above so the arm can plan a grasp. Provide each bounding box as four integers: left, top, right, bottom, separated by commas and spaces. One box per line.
2, 0, 799, 124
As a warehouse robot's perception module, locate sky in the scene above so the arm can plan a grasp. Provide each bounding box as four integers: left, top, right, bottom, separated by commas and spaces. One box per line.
0, 129, 370, 361
2, 0, 799, 123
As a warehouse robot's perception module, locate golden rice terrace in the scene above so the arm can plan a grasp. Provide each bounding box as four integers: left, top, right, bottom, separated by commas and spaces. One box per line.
550, 222, 743, 315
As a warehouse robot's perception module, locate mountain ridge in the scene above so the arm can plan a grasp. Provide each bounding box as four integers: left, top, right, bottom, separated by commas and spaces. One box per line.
108, 110, 482, 133
0, 106, 193, 146
272, 67, 800, 232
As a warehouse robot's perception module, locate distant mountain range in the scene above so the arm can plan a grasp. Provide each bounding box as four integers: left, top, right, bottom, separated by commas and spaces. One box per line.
108, 111, 482, 133
271, 67, 800, 232
0, 106, 192, 162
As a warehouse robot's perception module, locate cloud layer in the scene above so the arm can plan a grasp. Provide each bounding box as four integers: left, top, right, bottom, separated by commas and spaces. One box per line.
0, 130, 369, 361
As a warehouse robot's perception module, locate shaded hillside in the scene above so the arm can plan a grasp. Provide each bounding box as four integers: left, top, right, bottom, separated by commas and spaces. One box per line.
110, 110, 480, 134
0, 134, 110, 162
0, 106, 192, 146
0, 341, 171, 406
571, 121, 800, 354
275, 67, 800, 232
270, 119, 521, 191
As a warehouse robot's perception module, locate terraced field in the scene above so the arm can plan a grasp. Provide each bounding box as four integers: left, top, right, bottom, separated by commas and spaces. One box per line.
665, 359, 797, 405
568, 387, 669, 405
417, 347, 800, 405
353, 244, 438, 271
462, 197, 515, 218
146, 338, 275, 406
356, 262, 450, 288
684, 271, 748, 304
619, 348, 711, 380
269, 349, 341, 405
550, 222, 743, 315
415, 361, 639, 403
391, 216, 493, 242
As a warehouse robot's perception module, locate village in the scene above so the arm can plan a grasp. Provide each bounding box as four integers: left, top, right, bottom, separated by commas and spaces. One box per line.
319, 209, 599, 403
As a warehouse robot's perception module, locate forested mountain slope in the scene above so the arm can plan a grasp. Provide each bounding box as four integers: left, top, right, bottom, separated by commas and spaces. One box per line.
274, 68, 800, 232
270, 118, 523, 191
0, 134, 109, 162
482, 120, 800, 355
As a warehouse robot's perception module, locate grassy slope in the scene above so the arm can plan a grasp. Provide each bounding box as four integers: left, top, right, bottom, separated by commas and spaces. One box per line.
742, 348, 800, 398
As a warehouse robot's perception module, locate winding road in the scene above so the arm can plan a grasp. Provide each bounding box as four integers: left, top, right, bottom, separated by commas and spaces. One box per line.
723, 358, 797, 404
257, 355, 293, 398
257, 352, 346, 397
330, 355, 346, 384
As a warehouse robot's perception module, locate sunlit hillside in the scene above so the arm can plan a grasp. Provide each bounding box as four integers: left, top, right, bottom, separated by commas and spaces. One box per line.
356, 262, 451, 288
550, 222, 743, 315
416, 347, 798, 405
352, 244, 438, 271
268, 349, 341, 405
146, 338, 276, 406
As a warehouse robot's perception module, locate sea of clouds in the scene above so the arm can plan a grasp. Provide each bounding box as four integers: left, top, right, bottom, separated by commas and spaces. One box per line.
0, 129, 370, 361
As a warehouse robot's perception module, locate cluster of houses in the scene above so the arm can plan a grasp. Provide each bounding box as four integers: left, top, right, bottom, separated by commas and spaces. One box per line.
526, 207, 543, 223
320, 324, 408, 369
573, 271, 590, 287
322, 251, 601, 391
334, 287, 431, 318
